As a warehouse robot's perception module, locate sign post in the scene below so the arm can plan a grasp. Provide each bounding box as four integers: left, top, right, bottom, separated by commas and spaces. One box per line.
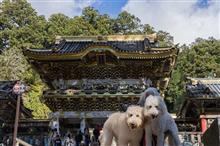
12, 81, 27, 146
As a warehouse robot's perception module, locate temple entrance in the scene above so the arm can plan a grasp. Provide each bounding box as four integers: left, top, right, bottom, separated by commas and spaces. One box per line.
50, 111, 111, 138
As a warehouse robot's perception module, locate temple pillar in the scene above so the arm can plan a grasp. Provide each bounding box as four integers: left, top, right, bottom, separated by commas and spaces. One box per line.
200, 115, 207, 133
80, 113, 86, 133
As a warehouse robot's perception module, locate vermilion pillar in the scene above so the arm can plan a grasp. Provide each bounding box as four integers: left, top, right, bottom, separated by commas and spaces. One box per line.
200, 115, 207, 133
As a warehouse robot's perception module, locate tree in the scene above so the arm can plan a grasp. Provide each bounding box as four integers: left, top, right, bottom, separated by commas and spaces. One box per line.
81, 7, 114, 35
82, 6, 100, 28
0, 0, 51, 118
68, 16, 98, 36
0, 0, 49, 50
0, 48, 28, 80
113, 11, 141, 34
23, 82, 50, 119
48, 13, 70, 35
96, 14, 114, 35
157, 30, 174, 47
141, 24, 155, 34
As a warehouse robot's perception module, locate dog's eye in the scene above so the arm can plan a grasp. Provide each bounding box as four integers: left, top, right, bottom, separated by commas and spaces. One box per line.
155, 106, 158, 108
149, 106, 152, 109
129, 114, 133, 117
136, 115, 139, 117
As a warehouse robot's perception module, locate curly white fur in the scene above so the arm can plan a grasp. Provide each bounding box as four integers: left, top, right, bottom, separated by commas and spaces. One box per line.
99, 105, 144, 146
144, 95, 181, 146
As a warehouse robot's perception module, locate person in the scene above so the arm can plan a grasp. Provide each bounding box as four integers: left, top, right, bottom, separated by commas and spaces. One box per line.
75, 130, 83, 146
51, 131, 59, 146
84, 128, 90, 146
93, 125, 100, 142
54, 135, 62, 146
2, 136, 9, 146
64, 134, 76, 146
79, 142, 86, 146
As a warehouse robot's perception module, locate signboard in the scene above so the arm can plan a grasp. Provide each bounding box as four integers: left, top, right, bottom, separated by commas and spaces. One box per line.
13, 82, 27, 95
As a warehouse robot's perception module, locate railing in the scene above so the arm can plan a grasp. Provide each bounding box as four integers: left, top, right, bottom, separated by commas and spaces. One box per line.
179, 132, 203, 146
16, 138, 32, 146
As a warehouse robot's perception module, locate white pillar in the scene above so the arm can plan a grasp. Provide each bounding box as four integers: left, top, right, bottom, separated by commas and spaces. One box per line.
56, 116, 60, 135
80, 118, 86, 134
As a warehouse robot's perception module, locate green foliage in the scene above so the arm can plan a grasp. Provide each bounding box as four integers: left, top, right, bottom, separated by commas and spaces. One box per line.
0, 48, 28, 80
82, 6, 100, 28
23, 82, 50, 119
157, 30, 174, 47
0, 0, 49, 50
141, 24, 156, 34
67, 16, 98, 35
113, 11, 141, 34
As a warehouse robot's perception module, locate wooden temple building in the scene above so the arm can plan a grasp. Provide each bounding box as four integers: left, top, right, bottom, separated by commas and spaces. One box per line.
23, 35, 178, 131
178, 77, 220, 130
176, 77, 220, 144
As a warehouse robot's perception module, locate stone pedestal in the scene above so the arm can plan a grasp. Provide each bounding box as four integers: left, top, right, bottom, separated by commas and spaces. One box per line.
202, 118, 220, 146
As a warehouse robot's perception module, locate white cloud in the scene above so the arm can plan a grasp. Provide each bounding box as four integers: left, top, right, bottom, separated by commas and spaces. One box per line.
28, 0, 98, 18
123, 0, 220, 44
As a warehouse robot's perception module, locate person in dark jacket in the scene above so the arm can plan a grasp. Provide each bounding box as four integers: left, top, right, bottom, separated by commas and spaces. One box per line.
75, 130, 83, 146
54, 135, 62, 146
93, 125, 100, 142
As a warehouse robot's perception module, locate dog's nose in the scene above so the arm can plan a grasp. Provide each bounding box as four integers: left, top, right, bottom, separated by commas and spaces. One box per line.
130, 123, 136, 129
151, 114, 158, 119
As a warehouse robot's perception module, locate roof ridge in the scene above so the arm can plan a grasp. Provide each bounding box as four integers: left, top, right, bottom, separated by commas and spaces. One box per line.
55, 34, 157, 44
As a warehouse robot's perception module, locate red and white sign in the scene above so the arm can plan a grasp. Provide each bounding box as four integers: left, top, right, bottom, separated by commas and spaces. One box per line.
13, 82, 26, 95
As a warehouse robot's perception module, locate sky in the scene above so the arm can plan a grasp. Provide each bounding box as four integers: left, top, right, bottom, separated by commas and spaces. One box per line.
2, 0, 220, 44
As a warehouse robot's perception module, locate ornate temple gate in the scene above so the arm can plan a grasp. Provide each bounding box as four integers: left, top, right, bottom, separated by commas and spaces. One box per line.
24, 35, 178, 132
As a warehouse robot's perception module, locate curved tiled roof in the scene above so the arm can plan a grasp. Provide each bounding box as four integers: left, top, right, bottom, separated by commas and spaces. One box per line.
186, 83, 220, 98
23, 35, 176, 56
54, 40, 147, 53
26, 39, 158, 53
186, 78, 220, 98
23, 40, 176, 61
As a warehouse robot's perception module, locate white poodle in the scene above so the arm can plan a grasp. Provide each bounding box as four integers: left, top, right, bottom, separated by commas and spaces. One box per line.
99, 105, 144, 146
143, 95, 181, 146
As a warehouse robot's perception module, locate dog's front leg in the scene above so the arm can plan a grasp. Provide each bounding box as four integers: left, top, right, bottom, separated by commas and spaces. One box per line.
117, 140, 128, 146
169, 126, 181, 146
145, 125, 152, 146
156, 132, 164, 146
129, 140, 140, 146
101, 130, 113, 146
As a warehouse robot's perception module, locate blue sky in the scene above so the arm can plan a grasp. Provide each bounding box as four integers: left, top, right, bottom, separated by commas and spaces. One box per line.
92, 0, 127, 18
1, 0, 219, 44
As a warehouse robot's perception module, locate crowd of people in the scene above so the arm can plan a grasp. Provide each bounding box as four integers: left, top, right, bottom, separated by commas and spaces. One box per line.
51, 126, 101, 146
